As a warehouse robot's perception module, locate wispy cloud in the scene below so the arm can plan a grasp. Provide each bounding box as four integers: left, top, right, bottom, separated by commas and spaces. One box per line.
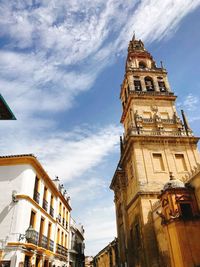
182, 94, 199, 111
82, 204, 117, 255
1, 0, 199, 115
0, 122, 121, 181
116, 0, 200, 50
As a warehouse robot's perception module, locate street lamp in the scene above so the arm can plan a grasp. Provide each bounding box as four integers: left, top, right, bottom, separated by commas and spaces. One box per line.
19, 225, 35, 242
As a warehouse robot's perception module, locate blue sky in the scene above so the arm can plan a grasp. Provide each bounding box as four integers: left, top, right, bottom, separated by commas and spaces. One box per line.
0, 0, 200, 256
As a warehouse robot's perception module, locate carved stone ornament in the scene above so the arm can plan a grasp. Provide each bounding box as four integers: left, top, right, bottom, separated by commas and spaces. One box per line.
169, 209, 180, 219
135, 110, 143, 122
173, 112, 181, 124
162, 198, 169, 207
151, 105, 158, 112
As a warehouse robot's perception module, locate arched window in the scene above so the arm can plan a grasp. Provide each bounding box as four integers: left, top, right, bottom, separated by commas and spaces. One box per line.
134, 80, 142, 91
139, 61, 146, 69
145, 77, 154, 91
158, 81, 166, 92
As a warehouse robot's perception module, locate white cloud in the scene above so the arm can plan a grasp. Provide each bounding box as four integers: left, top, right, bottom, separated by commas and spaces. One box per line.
82, 204, 117, 255
1, 0, 199, 115
116, 0, 200, 51
182, 94, 199, 111
0, 123, 121, 181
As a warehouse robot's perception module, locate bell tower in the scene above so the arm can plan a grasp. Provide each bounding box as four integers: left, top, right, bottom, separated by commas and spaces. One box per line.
110, 36, 200, 267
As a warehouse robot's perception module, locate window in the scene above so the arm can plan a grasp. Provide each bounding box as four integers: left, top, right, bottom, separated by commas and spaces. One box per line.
153, 153, 165, 171
59, 202, 62, 217
65, 234, 68, 248
158, 81, 166, 92
139, 61, 146, 69
61, 232, 64, 246
33, 176, 40, 204
175, 154, 187, 172
145, 77, 154, 91
47, 222, 52, 249
43, 187, 47, 200
63, 207, 65, 226
43, 187, 48, 211
30, 210, 36, 228
134, 80, 142, 91
34, 176, 39, 191
50, 195, 54, 217
180, 203, 193, 219
39, 217, 45, 246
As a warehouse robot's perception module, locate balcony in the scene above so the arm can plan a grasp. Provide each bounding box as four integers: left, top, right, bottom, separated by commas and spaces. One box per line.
42, 199, 48, 211
39, 234, 48, 249
56, 243, 68, 257
129, 90, 174, 97
50, 206, 54, 217
125, 125, 192, 139
27, 230, 39, 245
142, 118, 175, 124
33, 191, 40, 204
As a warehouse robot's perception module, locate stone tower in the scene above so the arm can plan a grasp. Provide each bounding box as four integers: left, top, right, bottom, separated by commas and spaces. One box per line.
110, 36, 200, 267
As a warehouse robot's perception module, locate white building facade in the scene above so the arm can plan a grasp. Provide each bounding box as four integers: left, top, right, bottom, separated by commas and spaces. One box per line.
0, 154, 71, 267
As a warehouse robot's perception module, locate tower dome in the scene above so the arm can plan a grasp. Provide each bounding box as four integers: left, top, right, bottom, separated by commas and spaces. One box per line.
163, 172, 185, 190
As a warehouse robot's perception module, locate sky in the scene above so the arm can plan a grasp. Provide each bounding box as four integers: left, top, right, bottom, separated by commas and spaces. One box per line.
0, 0, 200, 256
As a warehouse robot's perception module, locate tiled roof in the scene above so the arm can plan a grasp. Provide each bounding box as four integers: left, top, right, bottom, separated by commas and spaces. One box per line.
0, 154, 36, 159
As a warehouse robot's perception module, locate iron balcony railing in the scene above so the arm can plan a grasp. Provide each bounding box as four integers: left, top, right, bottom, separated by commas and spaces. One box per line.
27, 230, 39, 245
42, 199, 48, 211
23, 230, 54, 252
56, 243, 68, 257
49, 239, 54, 252
50, 206, 54, 217
126, 126, 192, 139
142, 118, 176, 124
129, 90, 174, 97
39, 234, 48, 249
33, 191, 40, 204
